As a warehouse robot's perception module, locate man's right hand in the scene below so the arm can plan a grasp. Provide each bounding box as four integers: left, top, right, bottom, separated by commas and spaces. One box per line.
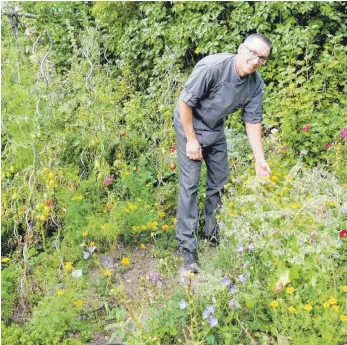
186, 139, 202, 160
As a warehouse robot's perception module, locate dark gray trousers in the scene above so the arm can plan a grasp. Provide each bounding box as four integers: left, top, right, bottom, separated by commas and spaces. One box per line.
175, 125, 230, 252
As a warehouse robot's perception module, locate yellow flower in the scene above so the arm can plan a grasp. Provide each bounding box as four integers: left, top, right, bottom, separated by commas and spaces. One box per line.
1, 257, 10, 263
332, 305, 340, 311
56, 289, 65, 296
273, 261, 278, 266
159, 211, 166, 218
124, 208, 130, 213
303, 304, 313, 311
121, 257, 130, 266
101, 223, 109, 230
288, 306, 296, 313
162, 224, 169, 231
341, 315, 347, 322
170, 224, 175, 229
141, 225, 147, 230
291, 203, 301, 209
172, 217, 177, 224
306, 196, 312, 201
103, 269, 112, 277
89, 241, 95, 247
323, 302, 330, 308
328, 201, 336, 207
64, 262, 72, 271
286, 287, 295, 294
271, 175, 279, 182
140, 244, 146, 249
48, 172, 55, 179
82, 231, 88, 237
328, 297, 337, 305
49, 180, 56, 187
270, 300, 279, 308
74, 300, 83, 307
342, 286, 347, 292
39, 215, 46, 221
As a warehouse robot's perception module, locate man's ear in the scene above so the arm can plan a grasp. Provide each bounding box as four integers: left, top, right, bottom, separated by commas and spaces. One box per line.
237, 44, 243, 54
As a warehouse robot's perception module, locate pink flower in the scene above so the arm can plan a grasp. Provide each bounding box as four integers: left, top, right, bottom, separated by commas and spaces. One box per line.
282, 146, 288, 151
303, 125, 310, 132
340, 128, 347, 138
339, 230, 347, 238
103, 175, 115, 186
325, 142, 332, 149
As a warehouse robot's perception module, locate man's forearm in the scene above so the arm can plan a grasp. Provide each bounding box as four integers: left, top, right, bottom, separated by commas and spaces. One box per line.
245, 122, 265, 161
179, 100, 197, 141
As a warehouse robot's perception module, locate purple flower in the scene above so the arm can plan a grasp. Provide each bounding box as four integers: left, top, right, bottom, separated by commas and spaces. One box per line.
147, 271, 162, 288
229, 299, 240, 309
202, 305, 215, 319
103, 175, 115, 186
208, 315, 218, 327
179, 299, 188, 310
248, 244, 254, 252
202, 309, 210, 319
228, 284, 237, 295
340, 127, 347, 138
179, 266, 187, 284
237, 244, 245, 253
205, 305, 215, 314
221, 277, 231, 287
239, 273, 248, 284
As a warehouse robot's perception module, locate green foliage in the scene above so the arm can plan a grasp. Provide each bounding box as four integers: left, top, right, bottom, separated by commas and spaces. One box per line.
1, 2, 347, 344
1, 263, 20, 324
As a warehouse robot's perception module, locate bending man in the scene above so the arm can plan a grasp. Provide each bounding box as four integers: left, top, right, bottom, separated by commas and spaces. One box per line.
174, 33, 272, 272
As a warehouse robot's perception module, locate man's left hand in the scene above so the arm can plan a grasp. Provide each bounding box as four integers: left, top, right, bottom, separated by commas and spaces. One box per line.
255, 159, 272, 177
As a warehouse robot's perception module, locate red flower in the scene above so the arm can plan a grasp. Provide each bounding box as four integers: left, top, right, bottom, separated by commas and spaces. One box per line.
325, 142, 332, 149
303, 125, 310, 132
282, 146, 288, 151
339, 230, 347, 238
46, 199, 53, 207
103, 175, 115, 186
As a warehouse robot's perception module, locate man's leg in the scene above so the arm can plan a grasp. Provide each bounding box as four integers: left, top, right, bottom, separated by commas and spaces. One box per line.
203, 136, 230, 241
175, 129, 202, 253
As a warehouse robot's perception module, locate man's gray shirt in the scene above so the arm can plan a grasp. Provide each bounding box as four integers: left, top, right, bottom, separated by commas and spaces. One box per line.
174, 53, 264, 146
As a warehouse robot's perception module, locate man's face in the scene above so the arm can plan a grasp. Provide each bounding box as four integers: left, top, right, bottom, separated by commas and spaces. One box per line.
237, 38, 271, 76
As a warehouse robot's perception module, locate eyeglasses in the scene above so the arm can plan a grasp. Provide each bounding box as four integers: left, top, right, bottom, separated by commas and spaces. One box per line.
242, 44, 269, 64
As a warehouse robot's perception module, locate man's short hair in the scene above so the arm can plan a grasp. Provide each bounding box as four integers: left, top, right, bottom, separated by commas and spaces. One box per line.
243, 33, 272, 50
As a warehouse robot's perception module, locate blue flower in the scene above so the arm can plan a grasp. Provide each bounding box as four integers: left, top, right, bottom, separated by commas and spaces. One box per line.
202, 305, 215, 319
228, 284, 237, 295
208, 315, 218, 327
237, 244, 245, 253
221, 277, 231, 287
239, 273, 248, 284
229, 299, 240, 309
248, 244, 254, 252
179, 299, 188, 310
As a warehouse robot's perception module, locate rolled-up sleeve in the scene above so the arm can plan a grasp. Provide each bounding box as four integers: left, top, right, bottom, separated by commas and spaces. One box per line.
179, 64, 213, 107
242, 81, 264, 124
